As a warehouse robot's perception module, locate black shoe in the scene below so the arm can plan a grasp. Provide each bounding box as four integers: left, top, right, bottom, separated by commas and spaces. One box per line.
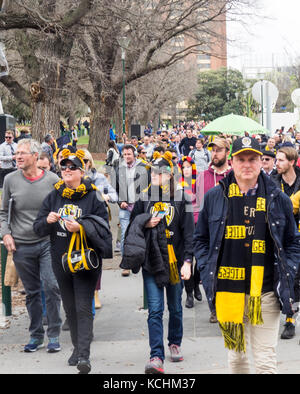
77, 358, 91, 374
281, 322, 295, 339
68, 349, 79, 366
194, 286, 202, 302
185, 293, 194, 308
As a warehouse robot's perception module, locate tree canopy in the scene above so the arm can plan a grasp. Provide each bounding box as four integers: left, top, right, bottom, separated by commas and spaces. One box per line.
187, 67, 248, 121
0, 0, 259, 151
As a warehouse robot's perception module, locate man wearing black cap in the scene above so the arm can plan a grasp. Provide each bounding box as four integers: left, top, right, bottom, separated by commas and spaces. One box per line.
261, 150, 276, 177
193, 136, 300, 373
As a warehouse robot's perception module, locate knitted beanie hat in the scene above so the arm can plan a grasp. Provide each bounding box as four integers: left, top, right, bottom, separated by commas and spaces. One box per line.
151, 151, 174, 174
178, 156, 197, 193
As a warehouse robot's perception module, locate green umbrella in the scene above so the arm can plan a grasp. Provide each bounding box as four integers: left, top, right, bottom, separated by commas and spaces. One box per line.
201, 113, 270, 136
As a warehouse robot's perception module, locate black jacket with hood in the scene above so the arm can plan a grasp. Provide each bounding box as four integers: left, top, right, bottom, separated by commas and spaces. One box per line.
120, 213, 170, 287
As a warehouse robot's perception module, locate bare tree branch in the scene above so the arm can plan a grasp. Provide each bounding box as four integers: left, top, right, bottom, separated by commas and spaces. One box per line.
0, 74, 30, 106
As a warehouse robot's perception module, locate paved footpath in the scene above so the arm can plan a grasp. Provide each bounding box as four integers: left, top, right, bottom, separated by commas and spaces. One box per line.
1, 268, 300, 375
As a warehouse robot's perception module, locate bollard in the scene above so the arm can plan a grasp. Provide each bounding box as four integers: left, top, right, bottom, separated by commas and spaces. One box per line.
1, 242, 12, 317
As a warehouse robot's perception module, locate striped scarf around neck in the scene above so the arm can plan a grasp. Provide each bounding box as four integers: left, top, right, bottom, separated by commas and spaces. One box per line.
54, 176, 97, 200
216, 173, 267, 352
178, 156, 197, 194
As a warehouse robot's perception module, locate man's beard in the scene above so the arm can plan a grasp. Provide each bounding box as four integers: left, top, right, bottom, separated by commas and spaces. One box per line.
212, 156, 226, 168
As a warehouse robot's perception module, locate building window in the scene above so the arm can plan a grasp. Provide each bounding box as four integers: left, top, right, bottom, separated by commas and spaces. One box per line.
197, 54, 210, 61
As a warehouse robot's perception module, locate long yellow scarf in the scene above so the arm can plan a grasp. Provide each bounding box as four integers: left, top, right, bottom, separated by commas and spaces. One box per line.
216, 175, 266, 352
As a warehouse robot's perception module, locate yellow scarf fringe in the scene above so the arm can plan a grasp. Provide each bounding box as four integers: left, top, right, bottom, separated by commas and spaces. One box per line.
247, 296, 263, 325
167, 244, 180, 285
219, 322, 246, 353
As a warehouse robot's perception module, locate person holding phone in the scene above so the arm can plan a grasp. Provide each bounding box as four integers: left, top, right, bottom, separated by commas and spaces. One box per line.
33, 149, 109, 374
122, 151, 194, 374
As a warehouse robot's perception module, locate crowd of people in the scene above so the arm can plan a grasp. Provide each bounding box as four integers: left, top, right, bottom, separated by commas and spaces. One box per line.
1, 121, 300, 374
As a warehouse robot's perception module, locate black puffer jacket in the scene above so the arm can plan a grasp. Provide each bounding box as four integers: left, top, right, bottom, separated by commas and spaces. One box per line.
77, 214, 112, 259
130, 195, 194, 266
120, 213, 150, 273
120, 213, 170, 287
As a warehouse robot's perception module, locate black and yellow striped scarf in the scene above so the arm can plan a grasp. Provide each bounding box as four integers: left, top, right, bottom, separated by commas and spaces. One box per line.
54, 177, 97, 200
150, 201, 180, 285
216, 174, 266, 352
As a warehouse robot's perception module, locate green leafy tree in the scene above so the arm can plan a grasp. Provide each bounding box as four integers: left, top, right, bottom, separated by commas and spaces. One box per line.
187, 67, 247, 121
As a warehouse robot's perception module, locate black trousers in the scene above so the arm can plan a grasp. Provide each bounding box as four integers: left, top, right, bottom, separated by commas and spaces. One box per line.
52, 260, 101, 359
184, 259, 201, 294
0, 167, 16, 187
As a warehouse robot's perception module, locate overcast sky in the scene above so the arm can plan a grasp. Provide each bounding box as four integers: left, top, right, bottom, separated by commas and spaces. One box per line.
227, 0, 300, 70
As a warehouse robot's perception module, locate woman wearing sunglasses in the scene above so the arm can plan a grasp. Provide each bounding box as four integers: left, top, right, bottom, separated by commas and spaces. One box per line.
121, 151, 194, 374
33, 149, 109, 374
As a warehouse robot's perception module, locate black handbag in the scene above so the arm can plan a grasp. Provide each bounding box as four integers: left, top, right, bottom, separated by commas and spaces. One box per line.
62, 225, 99, 273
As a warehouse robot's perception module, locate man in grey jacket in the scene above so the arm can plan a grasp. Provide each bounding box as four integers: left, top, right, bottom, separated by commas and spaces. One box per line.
0, 129, 17, 187
0, 138, 62, 353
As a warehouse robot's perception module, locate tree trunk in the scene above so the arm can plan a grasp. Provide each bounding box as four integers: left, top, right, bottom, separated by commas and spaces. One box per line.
31, 91, 61, 141
30, 36, 73, 141
88, 93, 118, 153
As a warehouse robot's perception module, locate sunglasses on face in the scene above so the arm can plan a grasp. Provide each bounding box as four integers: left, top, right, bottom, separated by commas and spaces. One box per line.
5, 136, 12, 139
262, 158, 271, 162
61, 165, 80, 171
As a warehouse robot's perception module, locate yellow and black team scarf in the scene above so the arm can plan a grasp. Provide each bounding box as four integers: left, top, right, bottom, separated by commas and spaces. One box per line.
150, 201, 180, 285
216, 173, 267, 352
55, 177, 98, 200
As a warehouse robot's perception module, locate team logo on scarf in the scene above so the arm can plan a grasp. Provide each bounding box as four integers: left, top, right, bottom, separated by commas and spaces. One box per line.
150, 202, 179, 284
150, 202, 175, 226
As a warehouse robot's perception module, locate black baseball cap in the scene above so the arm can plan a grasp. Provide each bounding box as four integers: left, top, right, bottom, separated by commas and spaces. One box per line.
261, 150, 275, 158
60, 154, 84, 170
231, 137, 262, 157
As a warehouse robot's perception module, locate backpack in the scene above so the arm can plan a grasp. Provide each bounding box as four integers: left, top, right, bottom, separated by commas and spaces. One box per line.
190, 149, 210, 163
106, 148, 120, 166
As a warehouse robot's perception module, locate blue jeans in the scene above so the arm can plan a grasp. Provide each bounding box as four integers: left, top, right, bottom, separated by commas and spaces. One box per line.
119, 208, 131, 256
13, 240, 62, 340
143, 269, 184, 361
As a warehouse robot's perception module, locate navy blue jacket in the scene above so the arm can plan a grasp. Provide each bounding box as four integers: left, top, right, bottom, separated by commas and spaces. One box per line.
193, 171, 300, 316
